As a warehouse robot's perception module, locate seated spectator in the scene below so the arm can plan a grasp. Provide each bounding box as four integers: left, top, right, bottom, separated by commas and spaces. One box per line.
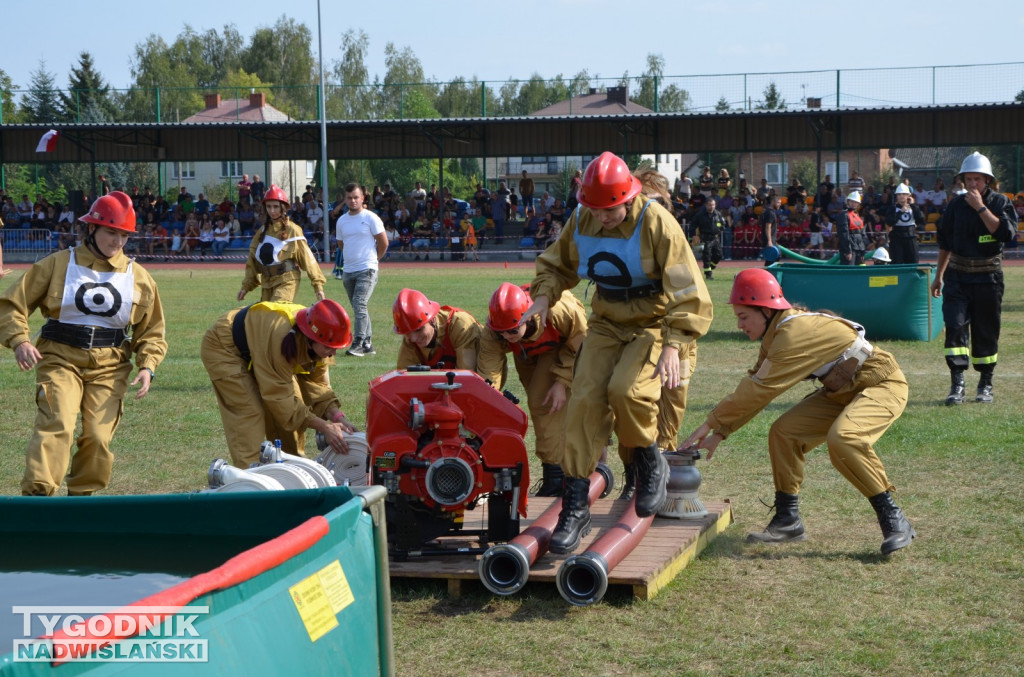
197, 218, 214, 256
217, 196, 234, 219
56, 223, 76, 250
16, 195, 34, 224
183, 219, 200, 257
212, 217, 231, 257
536, 218, 561, 249
57, 204, 75, 226
461, 210, 479, 262
547, 198, 566, 224
146, 221, 170, 258
912, 182, 928, 208
411, 217, 432, 259
471, 209, 488, 246
195, 193, 210, 216
927, 179, 947, 215
170, 228, 183, 256
397, 223, 413, 259
786, 178, 806, 208
523, 207, 544, 238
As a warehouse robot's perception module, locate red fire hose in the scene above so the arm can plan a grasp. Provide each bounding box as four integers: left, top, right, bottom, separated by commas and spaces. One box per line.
556, 497, 654, 606
478, 464, 613, 595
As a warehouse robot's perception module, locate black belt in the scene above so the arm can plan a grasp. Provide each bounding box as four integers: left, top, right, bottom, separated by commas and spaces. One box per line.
949, 253, 1002, 274
596, 280, 664, 302
260, 260, 298, 277
232, 305, 252, 365
40, 320, 128, 350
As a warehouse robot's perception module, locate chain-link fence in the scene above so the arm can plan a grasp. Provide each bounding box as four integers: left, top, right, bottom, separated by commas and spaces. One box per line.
4, 63, 1023, 124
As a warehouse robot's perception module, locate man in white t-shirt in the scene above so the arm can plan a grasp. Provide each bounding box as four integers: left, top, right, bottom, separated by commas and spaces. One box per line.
336, 183, 388, 357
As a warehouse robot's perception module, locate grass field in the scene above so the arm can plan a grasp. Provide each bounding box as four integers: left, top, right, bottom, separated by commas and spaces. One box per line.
1, 261, 1022, 676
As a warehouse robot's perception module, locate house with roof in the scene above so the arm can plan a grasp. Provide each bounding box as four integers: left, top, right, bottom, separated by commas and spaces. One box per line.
488, 86, 697, 201
166, 93, 316, 203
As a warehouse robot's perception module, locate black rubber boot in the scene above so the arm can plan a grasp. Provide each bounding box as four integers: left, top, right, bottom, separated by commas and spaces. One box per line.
976, 373, 994, 403
945, 370, 965, 406
633, 444, 668, 517
534, 463, 565, 497
747, 491, 806, 543
868, 491, 916, 555
549, 477, 591, 555
618, 463, 635, 501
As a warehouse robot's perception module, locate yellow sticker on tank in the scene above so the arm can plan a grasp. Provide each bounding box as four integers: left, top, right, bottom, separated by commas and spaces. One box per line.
317, 560, 355, 614
289, 570, 339, 642
869, 276, 898, 287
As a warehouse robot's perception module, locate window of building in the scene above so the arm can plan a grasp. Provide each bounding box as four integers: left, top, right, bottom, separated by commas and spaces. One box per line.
220, 161, 243, 178
171, 162, 195, 180
825, 162, 849, 186
765, 162, 789, 185
306, 161, 316, 179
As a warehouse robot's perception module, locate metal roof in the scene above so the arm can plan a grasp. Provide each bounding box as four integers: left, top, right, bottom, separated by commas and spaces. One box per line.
2, 102, 1022, 164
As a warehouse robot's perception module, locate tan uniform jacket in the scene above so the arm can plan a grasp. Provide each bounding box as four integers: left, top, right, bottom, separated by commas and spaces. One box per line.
529, 197, 712, 352
707, 309, 901, 439
241, 219, 326, 297
396, 307, 481, 370
206, 304, 340, 431
0, 246, 166, 372
477, 290, 587, 389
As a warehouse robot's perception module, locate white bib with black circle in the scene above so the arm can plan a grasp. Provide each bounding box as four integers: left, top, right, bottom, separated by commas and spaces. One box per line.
256, 234, 305, 265
59, 250, 135, 328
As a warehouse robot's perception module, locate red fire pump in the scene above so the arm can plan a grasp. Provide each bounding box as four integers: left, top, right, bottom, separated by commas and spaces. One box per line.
366, 367, 530, 557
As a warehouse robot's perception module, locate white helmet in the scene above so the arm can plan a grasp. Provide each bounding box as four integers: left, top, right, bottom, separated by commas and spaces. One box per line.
871, 247, 891, 263
894, 183, 911, 195
845, 191, 862, 203
958, 151, 994, 178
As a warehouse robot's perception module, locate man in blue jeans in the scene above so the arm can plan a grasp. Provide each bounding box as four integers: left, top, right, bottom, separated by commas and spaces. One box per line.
335, 183, 388, 357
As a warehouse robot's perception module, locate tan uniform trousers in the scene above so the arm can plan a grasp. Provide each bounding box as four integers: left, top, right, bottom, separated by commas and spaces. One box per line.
513, 349, 567, 466
22, 340, 132, 496
200, 323, 305, 467
260, 271, 301, 303
563, 317, 661, 478
618, 341, 698, 465
768, 371, 907, 497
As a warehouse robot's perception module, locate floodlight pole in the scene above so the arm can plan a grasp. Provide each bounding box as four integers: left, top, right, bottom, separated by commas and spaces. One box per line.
317, 0, 331, 262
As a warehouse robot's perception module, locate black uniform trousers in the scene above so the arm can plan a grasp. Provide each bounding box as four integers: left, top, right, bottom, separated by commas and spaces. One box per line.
888, 232, 919, 264
701, 235, 723, 273
942, 269, 1003, 374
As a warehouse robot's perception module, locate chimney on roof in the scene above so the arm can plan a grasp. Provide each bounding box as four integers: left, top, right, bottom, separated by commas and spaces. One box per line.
204, 94, 221, 110
249, 92, 266, 108
606, 85, 628, 105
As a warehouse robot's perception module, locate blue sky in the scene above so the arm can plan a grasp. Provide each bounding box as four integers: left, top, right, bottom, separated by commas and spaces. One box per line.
6, 0, 1024, 106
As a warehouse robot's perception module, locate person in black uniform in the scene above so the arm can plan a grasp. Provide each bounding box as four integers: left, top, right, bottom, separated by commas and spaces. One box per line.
836, 192, 867, 265
930, 152, 1018, 405
885, 184, 925, 264
693, 196, 725, 279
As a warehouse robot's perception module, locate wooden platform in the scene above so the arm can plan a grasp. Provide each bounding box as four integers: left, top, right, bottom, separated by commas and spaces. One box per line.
388, 497, 733, 600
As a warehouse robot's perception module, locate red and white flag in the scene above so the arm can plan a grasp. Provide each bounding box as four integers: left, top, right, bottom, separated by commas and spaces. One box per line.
36, 129, 59, 153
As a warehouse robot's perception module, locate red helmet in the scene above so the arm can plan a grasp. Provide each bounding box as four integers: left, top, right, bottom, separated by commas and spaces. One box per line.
487, 283, 531, 332
393, 288, 439, 334
577, 152, 642, 210
80, 191, 136, 233
728, 269, 791, 309
294, 299, 352, 349
262, 184, 289, 205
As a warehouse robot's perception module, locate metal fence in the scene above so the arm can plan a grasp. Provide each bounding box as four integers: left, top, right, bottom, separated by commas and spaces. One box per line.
4, 62, 1023, 124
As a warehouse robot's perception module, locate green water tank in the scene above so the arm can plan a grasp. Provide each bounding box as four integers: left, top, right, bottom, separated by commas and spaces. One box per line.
767, 263, 943, 341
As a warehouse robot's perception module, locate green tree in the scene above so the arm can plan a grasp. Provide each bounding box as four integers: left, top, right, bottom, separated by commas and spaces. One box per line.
60, 52, 116, 123
755, 82, 787, 111
329, 29, 374, 121
379, 43, 431, 119
789, 158, 818, 197
715, 96, 732, 113
629, 54, 689, 113
126, 34, 206, 122
21, 62, 63, 123
240, 17, 317, 118
435, 77, 484, 118
0, 68, 18, 123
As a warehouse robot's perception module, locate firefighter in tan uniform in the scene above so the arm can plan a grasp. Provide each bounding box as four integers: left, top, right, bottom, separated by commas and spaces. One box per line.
393, 288, 481, 370
617, 168, 701, 501
238, 185, 326, 304
525, 151, 713, 554
478, 283, 587, 496
683, 268, 916, 556
0, 192, 166, 496
201, 298, 355, 467
0, 214, 7, 279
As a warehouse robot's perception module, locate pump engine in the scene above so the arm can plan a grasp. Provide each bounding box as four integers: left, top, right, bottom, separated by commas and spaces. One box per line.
366, 367, 530, 556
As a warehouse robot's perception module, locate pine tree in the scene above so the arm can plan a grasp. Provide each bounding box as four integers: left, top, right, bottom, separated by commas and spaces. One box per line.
60, 52, 115, 122
21, 61, 62, 123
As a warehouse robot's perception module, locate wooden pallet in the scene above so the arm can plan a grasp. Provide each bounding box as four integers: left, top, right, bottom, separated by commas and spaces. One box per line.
388, 497, 733, 600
